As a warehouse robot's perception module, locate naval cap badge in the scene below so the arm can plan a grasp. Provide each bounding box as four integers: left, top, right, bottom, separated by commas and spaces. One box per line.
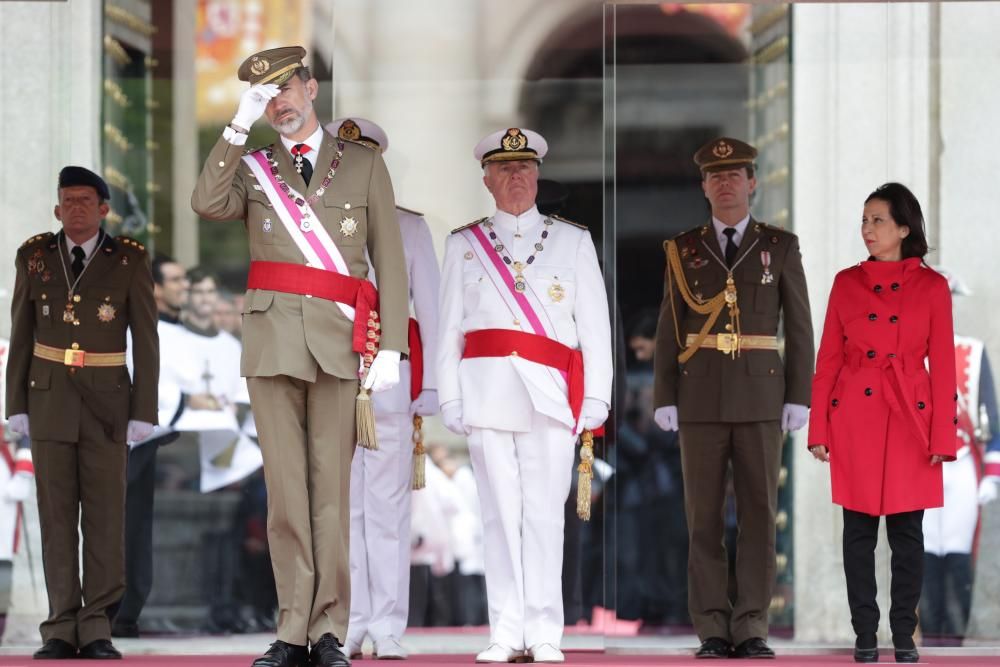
501, 128, 528, 152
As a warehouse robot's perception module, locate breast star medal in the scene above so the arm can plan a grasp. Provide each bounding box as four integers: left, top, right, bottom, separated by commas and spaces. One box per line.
548, 283, 565, 303
97, 302, 117, 323
340, 216, 358, 237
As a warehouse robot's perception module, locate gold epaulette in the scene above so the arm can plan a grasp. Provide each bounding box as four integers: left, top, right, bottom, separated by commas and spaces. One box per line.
549, 214, 587, 230
20, 232, 54, 249
117, 236, 147, 253
451, 217, 489, 234
397, 205, 424, 218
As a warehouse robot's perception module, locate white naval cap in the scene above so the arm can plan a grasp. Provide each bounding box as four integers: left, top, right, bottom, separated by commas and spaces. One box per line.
474, 127, 547, 166
325, 117, 389, 152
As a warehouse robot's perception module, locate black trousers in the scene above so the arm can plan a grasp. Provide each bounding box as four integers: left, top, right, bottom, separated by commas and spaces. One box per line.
842, 508, 924, 637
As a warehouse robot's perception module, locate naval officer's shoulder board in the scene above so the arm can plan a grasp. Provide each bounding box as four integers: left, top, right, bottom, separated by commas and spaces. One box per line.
451, 217, 489, 235
548, 214, 588, 231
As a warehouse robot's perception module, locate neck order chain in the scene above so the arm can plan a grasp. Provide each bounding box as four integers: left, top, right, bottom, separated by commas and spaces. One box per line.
58, 229, 105, 325
484, 217, 553, 292
264, 141, 345, 213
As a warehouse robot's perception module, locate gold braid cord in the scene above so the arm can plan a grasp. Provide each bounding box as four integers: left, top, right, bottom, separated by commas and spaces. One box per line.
665, 240, 727, 363
411, 415, 426, 490
576, 430, 595, 521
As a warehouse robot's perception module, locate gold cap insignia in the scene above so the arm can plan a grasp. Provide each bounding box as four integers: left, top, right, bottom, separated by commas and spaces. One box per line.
249, 56, 270, 76
502, 128, 528, 152
338, 119, 362, 142
712, 140, 734, 159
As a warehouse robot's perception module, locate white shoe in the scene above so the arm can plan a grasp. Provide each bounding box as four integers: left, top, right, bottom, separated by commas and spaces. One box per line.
530, 643, 565, 663
475, 643, 524, 663
345, 638, 364, 660
374, 635, 408, 660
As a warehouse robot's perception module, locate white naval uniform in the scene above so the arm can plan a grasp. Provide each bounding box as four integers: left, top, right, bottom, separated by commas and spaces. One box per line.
348, 207, 440, 647
437, 206, 612, 650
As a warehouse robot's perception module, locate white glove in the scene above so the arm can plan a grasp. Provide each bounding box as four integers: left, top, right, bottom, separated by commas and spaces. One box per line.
781, 403, 809, 432
363, 350, 401, 394
441, 400, 468, 435
411, 389, 439, 417
654, 405, 678, 432
979, 477, 999, 505
231, 83, 280, 131
4, 472, 32, 502
7, 413, 29, 438
577, 397, 609, 433
127, 420, 155, 444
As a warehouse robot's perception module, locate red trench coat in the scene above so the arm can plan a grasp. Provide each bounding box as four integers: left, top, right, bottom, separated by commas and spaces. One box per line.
808, 258, 957, 516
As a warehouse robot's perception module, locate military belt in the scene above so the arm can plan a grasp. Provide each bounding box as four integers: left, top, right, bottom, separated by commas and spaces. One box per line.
685, 333, 778, 355
33, 342, 127, 368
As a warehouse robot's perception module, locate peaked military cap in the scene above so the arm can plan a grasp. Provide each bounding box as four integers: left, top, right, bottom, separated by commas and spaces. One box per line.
58, 166, 110, 201
694, 137, 758, 173
474, 128, 547, 166
238, 46, 307, 86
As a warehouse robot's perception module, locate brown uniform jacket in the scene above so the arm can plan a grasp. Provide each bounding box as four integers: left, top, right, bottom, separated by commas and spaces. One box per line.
653, 219, 814, 422
5, 231, 159, 442
191, 132, 409, 382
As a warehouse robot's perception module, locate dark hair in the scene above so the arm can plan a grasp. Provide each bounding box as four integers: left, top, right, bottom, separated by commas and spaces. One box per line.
293, 66, 313, 83
186, 266, 218, 287
864, 182, 929, 259
151, 253, 180, 286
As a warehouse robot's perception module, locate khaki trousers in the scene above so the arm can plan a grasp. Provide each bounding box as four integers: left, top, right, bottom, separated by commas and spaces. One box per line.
32, 402, 127, 647
679, 420, 782, 644
248, 373, 357, 646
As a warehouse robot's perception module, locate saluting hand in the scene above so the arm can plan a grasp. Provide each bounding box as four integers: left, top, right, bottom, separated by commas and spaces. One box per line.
231, 83, 280, 132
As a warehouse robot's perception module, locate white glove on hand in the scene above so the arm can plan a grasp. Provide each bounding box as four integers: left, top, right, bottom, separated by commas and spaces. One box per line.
577, 398, 609, 433
4, 472, 32, 502
781, 403, 809, 432
411, 389, 439, 417
441, 400, 468, 436
8, 414, 29, 438
654, 406, 678, 432
127, 420, 155, 444
363, 350, 401, 394
231, 83, 280, 131
979, 477, 999, 505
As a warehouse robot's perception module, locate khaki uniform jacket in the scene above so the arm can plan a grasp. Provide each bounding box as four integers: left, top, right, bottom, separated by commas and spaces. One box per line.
191, 132, 409, 382
5, 231, 159, 442
654, 219, 814, 423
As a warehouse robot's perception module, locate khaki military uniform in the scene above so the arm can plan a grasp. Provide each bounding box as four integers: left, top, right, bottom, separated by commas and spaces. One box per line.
191, 130, 408, 646
5, 231, 158, 648
653, 219, 813, 644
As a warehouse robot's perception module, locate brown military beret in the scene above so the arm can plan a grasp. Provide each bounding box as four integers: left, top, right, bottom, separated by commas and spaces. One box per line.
238, 46, 307, 86
694, 137, 758, 173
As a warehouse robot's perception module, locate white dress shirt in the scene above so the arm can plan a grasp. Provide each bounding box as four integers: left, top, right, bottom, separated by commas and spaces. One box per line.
64, 230, 101, 268
712, 214, 751, 251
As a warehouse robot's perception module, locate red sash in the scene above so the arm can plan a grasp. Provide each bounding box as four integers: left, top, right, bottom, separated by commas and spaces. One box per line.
462, 328, 584, 423
408, 318, 423, 401
246, 261, 380, 358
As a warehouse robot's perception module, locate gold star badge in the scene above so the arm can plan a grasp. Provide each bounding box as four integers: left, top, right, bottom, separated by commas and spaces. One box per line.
97, 303, 117, 323
340, 217, 359, 237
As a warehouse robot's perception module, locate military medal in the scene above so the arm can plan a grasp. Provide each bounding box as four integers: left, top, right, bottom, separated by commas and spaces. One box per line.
484, 217, 552, 295
42, 304, 50, 317
263, 142, 345, 208
263, 218, 272, 233
97, 302, 117, 323
340, 216, 358, 237
300, 213, 313, 232
63, 305, 76, 323
548, 283, 565, 302
760, 250, 774, 284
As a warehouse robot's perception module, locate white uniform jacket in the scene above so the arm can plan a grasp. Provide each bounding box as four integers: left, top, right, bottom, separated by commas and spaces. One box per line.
438, 206, 612, 432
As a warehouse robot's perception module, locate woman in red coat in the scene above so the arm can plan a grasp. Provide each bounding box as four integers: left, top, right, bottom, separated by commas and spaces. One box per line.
808, 182, 956, 664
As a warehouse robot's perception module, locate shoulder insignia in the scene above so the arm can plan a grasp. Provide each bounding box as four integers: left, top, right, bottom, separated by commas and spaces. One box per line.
343, 138, 377, 151
549, 214, 587, 230
451, 217, 489, 234
397, 205, 424, 218
242, 144, 269, 156
671, 226, 703, 242
117, 236, 147, 253
20, 232, 53, 249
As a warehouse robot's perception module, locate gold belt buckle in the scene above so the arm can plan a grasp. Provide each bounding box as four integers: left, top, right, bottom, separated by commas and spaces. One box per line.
63, 349, 85, 367
716, 333, 737, 355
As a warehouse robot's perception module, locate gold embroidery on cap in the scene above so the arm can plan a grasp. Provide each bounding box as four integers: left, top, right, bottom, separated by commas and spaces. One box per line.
249, 56, 270, 76
502, 128, 527, 152
712, 140, 734, 159
338, 120, 361, 142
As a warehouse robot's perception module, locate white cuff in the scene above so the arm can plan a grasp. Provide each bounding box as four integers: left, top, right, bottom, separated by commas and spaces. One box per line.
223, 126, 249, 146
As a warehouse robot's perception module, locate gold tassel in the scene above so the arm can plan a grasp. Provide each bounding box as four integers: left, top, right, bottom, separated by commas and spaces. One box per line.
412, 415, 426, 490
576, 429, 595, 521
356, 385, 378, 450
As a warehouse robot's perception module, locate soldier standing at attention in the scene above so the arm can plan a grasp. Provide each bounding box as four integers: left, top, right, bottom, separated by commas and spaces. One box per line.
192, 46, 409, 667
5, 166, 159, 660
653, 138, 814, 659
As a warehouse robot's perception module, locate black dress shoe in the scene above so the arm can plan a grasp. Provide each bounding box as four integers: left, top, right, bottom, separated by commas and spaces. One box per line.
310, 633, 351, 667
252, 640, 309, 667
854, 634, 878, 663
110, 621, 139, 638
892, 635, 919, 663
695, 637, 732, 659
78, 639, 122, 659
733, 637, 776, 659
33, 638, 77, 659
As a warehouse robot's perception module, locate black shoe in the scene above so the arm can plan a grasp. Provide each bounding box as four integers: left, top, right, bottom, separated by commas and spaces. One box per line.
252, 640, 309, 667
310, 633, 351, 667
854, 634, 878, 663
733, 637, 776, 659
695, 637, 732, 659
892, 635, 919, 663
110, 621, 139, 638
78, 639, 122, 659
33, 638, 77, 659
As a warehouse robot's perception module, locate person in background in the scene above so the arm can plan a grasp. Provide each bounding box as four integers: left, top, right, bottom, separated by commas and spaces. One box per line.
808, 182, 956, 664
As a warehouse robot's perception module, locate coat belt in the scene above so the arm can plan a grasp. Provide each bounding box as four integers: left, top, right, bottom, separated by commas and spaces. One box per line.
844, 351, 929, 450
33, 342, 126, 367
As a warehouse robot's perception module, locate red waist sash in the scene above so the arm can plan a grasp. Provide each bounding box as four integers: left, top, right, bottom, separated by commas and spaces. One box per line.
462, 328, 584, 423
246, 261, 380, 358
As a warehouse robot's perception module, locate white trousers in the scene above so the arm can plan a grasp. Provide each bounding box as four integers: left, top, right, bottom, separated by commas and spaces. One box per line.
923, 453, 979, 556
346, 411, 414, 644
467, 413, 576, 650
